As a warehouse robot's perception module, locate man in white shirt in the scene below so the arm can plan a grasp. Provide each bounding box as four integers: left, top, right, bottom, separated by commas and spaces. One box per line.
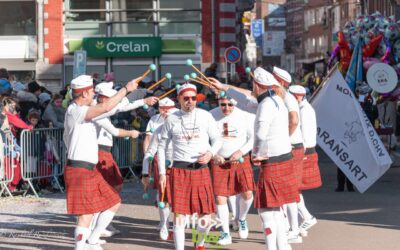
289, 85, 321, 237
158, 83, 222, 250
142, 97, 177, 241
63, 75, 140, 250
92, 82, 158, 239
273, 66, 303, 243
209, 96, 255, 245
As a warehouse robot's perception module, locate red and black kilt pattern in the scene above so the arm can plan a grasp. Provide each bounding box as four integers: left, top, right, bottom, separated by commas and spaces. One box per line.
158, 168, 172, 204
170, 167, 215, 215
300, 152, 322, 190
254, 159, 300, 208
291, 147, 305, 188
64, 166, 121, 215
151, 155, 159, 190
211, 156, 255, 197
96, 150, 123, 187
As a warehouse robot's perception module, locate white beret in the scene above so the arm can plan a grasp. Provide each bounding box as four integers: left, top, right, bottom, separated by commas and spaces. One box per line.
253, 67, 280, 88
219, 95, 238, 106
159, 97, 175, 107
177, 83, 197, 96
95, 82, 116, 97
288, 85, 306, 95
273, 66, 292, 84
95, 81, 113, 93
71, 75, 94, 93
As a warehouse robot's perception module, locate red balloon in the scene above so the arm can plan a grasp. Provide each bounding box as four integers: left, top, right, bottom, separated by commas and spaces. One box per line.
362, 33, 383, 57
337, 31, 351, 71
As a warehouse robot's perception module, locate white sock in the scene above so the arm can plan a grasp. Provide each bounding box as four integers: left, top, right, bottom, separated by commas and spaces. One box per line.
90, 213, 100, 231
74, 226, 90, 250
173, 222, 186, 250
287, 202, 300, 234
298, 194, 313, 221
274, 209, 288, 249
228, 195, 237, 220
258, 208, 277, 250
235, 194, 241, 220
217, 204, 230, 234
239, 195, 253, 221
196, 224, 211, 247
87, 210, 116, 244
160, 207, 170, 228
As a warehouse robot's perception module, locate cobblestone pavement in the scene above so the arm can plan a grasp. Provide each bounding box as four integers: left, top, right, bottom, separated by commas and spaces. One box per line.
0, 151, 399, 250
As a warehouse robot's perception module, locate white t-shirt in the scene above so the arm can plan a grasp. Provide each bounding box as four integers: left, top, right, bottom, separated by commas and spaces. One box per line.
284, 92, 303, 145
253, 95, 292, 158
95, 118, 118, 147
210, 107, 255, 158
146, 114, 166, 135
157, 108, 222, 174
300, 100, 317, 148
63, 103, 99, 164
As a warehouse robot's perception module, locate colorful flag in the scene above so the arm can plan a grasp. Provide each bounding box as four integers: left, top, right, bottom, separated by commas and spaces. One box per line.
345, 36, 361, 93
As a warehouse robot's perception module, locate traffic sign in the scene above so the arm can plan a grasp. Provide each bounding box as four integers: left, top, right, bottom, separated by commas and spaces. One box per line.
224, 46, 241, 64
73, 50, 87, 78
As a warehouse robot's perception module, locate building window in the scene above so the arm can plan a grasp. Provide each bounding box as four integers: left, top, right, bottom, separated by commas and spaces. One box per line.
64, 0, 201, 37
0, 1, 36, 36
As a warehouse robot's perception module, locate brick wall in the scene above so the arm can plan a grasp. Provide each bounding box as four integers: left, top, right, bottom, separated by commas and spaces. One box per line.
43, 0, 63, 65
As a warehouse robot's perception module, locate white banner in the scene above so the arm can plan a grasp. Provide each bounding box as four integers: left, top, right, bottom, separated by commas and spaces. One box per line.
311, 70, 392, 193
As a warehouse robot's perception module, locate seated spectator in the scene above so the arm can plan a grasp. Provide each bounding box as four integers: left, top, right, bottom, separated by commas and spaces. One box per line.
42, 94, 65, 128
16, 81, 41, 119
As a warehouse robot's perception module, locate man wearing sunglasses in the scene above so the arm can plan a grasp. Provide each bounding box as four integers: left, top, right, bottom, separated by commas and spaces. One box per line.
209, 96, 256, 245
157, 83, 222, 250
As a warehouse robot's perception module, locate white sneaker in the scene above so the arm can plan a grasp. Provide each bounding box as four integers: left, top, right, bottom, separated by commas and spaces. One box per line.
217, 232, 232, 245
299, 229, 308, 237
238, 219, 249, 239
98, 239, 107, 245
287, 231, 302, 244
300, 217, 317, 232
231, 220, 239, 231
160, 226, 169, 241
107, 224, 121, 235
100, 229, 113, 237
84, 243, 103, 250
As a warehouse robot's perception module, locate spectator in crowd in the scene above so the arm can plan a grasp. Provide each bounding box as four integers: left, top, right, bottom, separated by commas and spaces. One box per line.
42, 94, 65, 128
38, 92, 51, 114
26, 109, 41, 128
17, 81, 41, 119
0, 68, 11, 95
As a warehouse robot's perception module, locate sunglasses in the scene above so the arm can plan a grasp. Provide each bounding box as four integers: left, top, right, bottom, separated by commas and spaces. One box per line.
183, 96, 197, 102
220, 103, 233, 107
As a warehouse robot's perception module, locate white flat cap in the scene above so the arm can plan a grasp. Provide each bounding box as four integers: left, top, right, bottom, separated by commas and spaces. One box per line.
159, 97, 175, 107
253, 67, 280, 88
71, 75, 94, 93
273, 66, 292, 85
95, 82, 116, 97
288, 85, 306, 95
177, 83, 197, 96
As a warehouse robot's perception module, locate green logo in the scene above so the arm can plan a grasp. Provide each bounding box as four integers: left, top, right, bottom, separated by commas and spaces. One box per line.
191, 229, 222, 249
95, 41, 105, 50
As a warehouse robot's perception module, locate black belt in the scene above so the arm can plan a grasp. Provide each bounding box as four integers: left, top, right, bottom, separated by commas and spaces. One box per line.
305, 147, 316, 155
173, 161, 208, 170
261, 152, 293, 165
99, 145, 112, 152
292, 143, 304, 149
67, 159, 96, 170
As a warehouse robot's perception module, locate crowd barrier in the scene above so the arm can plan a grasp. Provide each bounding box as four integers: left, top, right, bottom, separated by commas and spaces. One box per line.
0, 131, 15, 197
2, 126, 144, 198
20, 128, 65, 198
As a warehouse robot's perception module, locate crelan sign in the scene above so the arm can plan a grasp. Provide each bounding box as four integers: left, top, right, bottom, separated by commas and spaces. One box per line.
83, 37, 162, 58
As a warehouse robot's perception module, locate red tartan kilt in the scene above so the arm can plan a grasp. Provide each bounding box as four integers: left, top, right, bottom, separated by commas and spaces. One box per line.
158, 168, 172, 204
170, 167, 215, 215
151, 155, 159, 190
64, 166, 121, 215
291, 148, 305, 189
96, 150, 123, 187
254, 158, 300, 208
300, 152, 322, 190
211, 156, 255, 196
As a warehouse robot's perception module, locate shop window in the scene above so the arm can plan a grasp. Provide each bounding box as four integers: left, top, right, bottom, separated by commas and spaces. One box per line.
0, 1, 36, 36
160, 0, 200, 9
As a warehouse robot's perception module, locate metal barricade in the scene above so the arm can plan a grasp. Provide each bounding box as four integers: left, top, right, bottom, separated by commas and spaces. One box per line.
20, 128, 65, 197
112, 126, 144, 179
0, 131, 15, 197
